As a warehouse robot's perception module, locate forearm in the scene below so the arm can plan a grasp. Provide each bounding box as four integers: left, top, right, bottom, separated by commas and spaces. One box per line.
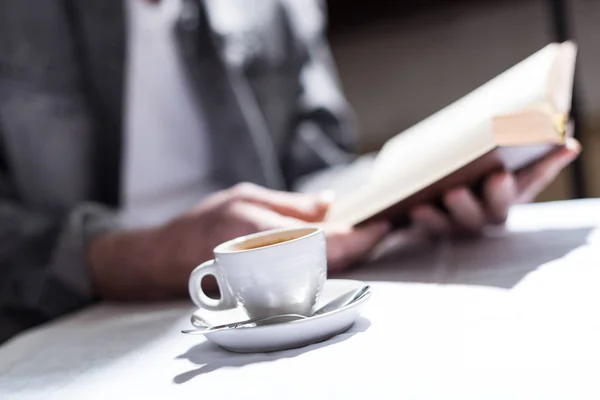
88, 216, 218, 302
88, 226, 179, 301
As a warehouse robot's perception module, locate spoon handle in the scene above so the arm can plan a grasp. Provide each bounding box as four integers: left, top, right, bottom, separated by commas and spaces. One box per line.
182, 313, 306, 335
184, 286, 371, 336
182, 328, 215, 335
313, 285, 371, 316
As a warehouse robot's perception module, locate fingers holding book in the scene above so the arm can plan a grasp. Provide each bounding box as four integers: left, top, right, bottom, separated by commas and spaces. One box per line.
514, 137, 581, 204
408, 137, 581, 237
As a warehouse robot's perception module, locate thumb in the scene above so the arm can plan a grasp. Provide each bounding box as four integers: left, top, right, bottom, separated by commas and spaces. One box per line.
234, 183, 332, 222
325, 220, 391, 271
515, 138, 580, 203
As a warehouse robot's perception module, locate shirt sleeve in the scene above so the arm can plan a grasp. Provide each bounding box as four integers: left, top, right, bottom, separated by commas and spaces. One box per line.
0, 199, 118, 326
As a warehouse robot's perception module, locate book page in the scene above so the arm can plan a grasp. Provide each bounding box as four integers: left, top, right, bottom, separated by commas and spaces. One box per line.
326, 42, 573, 226
546, 41, 577, 114
372, 42, 565, 179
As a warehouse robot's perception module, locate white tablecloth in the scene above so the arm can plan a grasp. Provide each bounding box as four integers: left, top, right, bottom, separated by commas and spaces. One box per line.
2, 200, 600, 399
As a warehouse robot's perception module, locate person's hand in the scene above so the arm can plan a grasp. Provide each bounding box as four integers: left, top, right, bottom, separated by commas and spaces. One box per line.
162, 183, 389, 274
409, 137, 581, 236
88, 183, 389, 301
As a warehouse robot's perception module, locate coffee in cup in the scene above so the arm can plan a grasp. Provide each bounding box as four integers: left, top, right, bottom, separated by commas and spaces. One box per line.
188, 227, 327, 319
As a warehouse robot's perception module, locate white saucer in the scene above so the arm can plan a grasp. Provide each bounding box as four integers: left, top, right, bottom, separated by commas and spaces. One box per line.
190, 279, 371, 353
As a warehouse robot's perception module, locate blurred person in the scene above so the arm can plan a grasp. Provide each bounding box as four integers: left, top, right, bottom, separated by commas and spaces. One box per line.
0, 0, 579, 342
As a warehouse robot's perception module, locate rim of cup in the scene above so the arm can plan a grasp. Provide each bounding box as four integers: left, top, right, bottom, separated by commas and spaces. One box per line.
214, 226, 322, 254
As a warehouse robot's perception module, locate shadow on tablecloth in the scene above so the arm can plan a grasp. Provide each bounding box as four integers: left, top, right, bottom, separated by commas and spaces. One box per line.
341, 226, 594, 289
173, 316, 371, 383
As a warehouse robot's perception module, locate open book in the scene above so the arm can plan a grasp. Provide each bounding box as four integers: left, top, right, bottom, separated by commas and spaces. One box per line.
325, 41, 578, 227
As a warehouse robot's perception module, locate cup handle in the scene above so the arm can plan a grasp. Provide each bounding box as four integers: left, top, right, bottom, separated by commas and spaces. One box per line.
188, 260, 236, 311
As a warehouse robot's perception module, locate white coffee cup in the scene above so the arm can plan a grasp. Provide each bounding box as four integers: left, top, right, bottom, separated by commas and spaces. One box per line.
188, 226, 327, 319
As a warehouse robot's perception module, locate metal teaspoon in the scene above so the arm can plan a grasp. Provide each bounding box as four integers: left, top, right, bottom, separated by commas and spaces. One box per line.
183, 284, 371, 335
